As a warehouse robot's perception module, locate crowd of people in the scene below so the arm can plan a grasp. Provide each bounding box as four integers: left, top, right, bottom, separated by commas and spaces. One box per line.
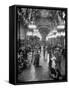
17, 45, 41, 73
48, 45, 65, 80
17, 42, 65, 80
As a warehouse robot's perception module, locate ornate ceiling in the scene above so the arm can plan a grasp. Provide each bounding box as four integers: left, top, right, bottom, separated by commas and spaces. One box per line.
17, 8, 65, 41
17, 8, 65, 27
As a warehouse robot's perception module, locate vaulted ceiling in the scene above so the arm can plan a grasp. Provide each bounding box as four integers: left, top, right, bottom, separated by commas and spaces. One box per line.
17, 8, 65, 41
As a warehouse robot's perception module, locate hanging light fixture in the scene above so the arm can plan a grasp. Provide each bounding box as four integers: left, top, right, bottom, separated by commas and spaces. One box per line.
57, 25, 65, 29
28, 21, 37, 29
28, 24, 37, 29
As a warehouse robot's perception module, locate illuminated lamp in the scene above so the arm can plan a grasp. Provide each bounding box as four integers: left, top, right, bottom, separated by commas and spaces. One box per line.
28, 24, 37, 29
57, 25, 65, 29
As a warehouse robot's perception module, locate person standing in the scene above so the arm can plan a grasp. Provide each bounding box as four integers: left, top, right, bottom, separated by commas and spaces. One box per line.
34, 51, 40, 67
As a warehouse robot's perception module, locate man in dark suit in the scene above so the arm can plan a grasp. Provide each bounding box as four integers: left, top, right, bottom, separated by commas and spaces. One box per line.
34, 51, 40, 67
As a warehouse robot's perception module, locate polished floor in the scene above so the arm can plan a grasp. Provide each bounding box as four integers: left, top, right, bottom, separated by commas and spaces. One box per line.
18, 61, 53, 82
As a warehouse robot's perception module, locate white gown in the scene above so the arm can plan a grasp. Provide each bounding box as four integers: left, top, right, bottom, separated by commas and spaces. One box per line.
39, 46, 44, 66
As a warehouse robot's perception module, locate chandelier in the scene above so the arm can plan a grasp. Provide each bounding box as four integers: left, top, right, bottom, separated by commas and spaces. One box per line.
28, 21, 37, 29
